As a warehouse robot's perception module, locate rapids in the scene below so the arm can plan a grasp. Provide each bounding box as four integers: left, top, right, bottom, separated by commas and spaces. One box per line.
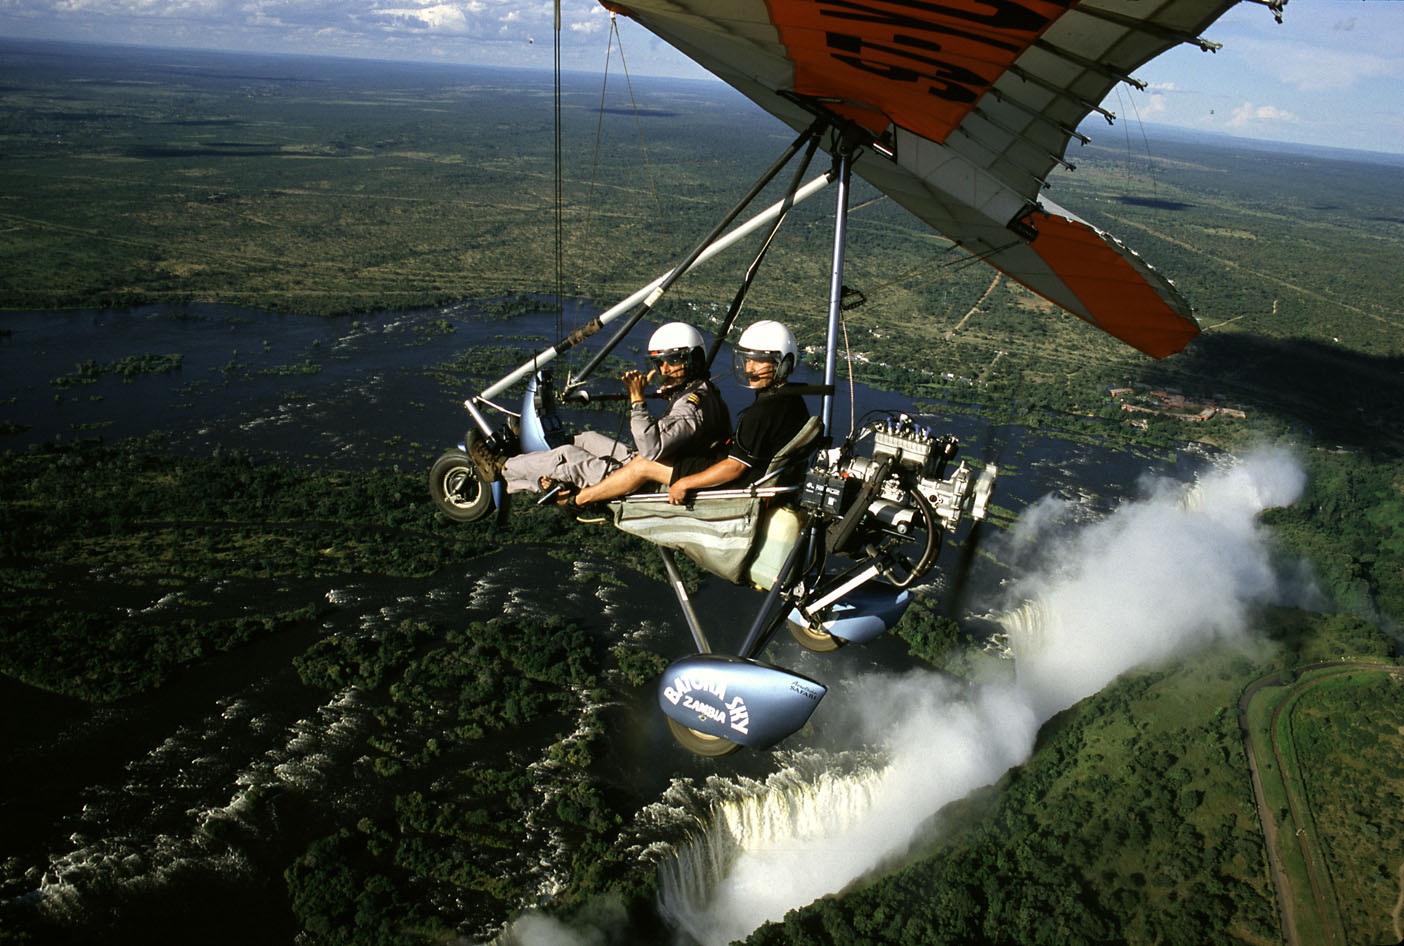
1, 301, 1219, 943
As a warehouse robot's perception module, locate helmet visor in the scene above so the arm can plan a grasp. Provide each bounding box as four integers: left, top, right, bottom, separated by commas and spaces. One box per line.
649, 347, 691, 369
733, 347, 782, 386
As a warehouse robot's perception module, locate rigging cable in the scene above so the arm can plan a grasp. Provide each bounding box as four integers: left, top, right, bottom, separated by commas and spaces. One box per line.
847, 236, 1021, 314
859, 242, 963, 297
839, 308, 856, 440
581, 17, 671, 290
583, 19, 618, 251
611, 16, 671, 258
553, 0, 564, 345
1122, 79, 1161, 203
703, 127, 823, 372
1115, 84, 1134, 187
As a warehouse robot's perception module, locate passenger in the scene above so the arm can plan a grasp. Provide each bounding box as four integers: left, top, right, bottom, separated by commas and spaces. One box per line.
570, 319, 809, 508
465, 322, 729, 500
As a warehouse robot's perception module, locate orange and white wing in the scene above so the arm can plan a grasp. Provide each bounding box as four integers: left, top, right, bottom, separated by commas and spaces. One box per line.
605, 0, 1244, 358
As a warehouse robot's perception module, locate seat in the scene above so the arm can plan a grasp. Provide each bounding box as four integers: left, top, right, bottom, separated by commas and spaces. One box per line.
610, 416, 823, 586
754, 415, 823, 485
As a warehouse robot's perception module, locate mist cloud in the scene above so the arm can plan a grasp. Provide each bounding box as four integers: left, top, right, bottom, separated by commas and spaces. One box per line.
662, 448, 1309, 945
1006, 448, 1305, 717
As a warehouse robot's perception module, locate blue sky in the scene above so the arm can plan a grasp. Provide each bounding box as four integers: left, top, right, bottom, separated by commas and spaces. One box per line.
2, 0, 1401, 156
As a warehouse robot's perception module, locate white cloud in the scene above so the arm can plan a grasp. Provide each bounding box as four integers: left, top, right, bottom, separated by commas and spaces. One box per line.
371, 4, 473, 35
3, 0, 1400, 150
1228, 100, 1298, 129
51, 0, 225, 15
1237, 36, 1398, 93
566, 7, 606, 36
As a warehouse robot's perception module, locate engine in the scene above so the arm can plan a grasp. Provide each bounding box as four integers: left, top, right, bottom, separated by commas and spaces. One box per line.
799, 412, 995, 536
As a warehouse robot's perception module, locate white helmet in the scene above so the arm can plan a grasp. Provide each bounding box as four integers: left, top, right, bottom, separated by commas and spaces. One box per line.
734, 319, 797, 388
648, 322, 706, 378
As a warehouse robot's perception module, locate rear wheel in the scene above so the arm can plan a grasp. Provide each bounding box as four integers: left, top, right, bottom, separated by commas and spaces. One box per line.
429, 449, 493, 522
787, 615, 844, 653
666, 717, 742, 757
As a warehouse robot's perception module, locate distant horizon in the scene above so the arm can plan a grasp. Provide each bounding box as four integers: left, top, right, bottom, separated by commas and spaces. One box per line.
6, 32, 1404, 167
4, 0, 1401, 155
1078, 118, 1404, 169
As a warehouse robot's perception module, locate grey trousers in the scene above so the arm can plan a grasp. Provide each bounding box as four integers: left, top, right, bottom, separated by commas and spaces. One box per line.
501, 430, 631, 494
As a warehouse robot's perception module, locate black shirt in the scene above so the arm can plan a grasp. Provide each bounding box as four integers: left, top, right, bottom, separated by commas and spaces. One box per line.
670, 384, 809, 487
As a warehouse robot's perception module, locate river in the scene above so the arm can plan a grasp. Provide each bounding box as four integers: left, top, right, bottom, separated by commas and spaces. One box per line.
0, 301, 1207, 942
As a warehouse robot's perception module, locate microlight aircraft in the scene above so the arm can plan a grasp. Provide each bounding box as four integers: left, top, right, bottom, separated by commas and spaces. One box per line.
430, 0, 1274, 756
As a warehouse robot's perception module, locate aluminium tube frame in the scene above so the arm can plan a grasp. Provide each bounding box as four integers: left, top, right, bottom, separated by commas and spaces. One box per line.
569, 125, 823, 387
467, 172, 836, 425
821, 150, 852, 436
658, 547, 711, 654
738, 150, 855, 660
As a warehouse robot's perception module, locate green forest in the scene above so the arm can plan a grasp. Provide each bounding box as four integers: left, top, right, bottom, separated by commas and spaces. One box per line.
2, 38, 1403, 946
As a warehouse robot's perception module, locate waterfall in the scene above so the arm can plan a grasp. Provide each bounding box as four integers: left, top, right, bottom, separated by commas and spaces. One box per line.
993, 597, 1052, 657
648, 449, 1307, 946
651, 669, 1042, 946
653, 752, 886, 943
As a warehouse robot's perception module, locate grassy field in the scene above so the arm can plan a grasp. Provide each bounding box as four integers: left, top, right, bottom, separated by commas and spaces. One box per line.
4, 40, 1402, 458
1240, 660, 1404, 946
1284, 666, 1404, 945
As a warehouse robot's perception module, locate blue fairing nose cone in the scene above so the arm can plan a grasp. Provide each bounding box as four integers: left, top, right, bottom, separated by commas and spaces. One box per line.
658, 654, 826, 748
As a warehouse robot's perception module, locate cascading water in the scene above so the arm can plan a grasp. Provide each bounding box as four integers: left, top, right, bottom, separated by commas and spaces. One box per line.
652, 751, 887, 944
650, 673, 1042, 946
648, 449, 1309, 946
991, 597, 1052, 657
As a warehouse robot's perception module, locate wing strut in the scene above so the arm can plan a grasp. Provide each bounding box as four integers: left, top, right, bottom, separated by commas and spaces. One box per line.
472, 172, 833, 409
820, 149, 852, 437
566, 122, 825, 389
473, 153, 833, 413
703, 131, 824, 372
659, 547, 711, 653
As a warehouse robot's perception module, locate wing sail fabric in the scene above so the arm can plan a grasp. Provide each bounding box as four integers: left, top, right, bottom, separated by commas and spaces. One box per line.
605, 0, 1244, 358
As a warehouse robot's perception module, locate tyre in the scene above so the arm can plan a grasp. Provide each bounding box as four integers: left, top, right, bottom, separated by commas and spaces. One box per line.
666, 716, 742, 757
428, 449, 493, 522
787, 616, 844, 653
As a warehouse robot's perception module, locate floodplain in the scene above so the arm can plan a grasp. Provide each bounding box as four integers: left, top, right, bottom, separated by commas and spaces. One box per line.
2, 37, 1403, 946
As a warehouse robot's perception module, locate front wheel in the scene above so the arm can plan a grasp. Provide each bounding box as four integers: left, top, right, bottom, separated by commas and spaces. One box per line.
666, 717, 742, 757
429, 449, 494, 522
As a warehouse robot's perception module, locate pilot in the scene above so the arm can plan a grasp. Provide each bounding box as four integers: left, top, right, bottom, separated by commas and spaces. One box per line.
465, 321, 729, 499
570, 319, 809, 507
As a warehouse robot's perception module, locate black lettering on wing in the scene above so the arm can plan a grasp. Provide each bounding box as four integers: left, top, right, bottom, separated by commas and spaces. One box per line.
817, 0, 1023, 53
819, 0, 1069, 35
826, 31, 988, 103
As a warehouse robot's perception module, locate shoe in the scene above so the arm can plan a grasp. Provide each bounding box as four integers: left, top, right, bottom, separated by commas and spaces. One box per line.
536, 477, 578, 506
572, 500, 609, 524
464, 428, 505, 483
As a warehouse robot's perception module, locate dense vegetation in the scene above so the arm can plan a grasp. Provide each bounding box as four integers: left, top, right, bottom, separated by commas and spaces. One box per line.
748, 612, 1399, 946
0, 439, 681, 942
2, 38, 1402, 946
1288, 670, 1404, 946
